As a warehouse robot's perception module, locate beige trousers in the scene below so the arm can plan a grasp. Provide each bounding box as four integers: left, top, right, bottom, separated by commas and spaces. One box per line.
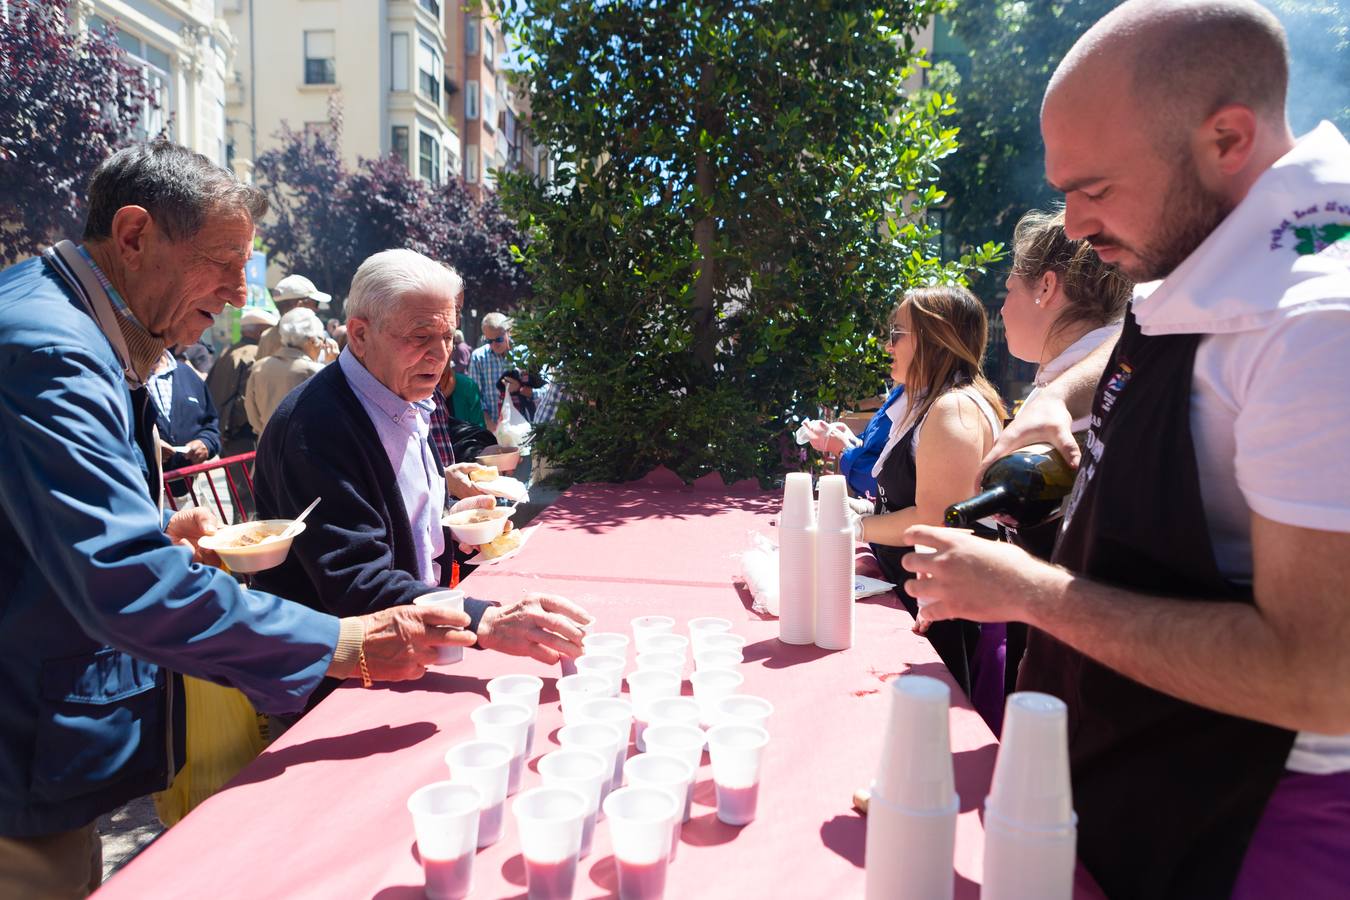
0, 824, 101, 900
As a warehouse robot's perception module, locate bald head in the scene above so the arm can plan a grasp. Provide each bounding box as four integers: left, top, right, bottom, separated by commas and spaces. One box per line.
1049, 0, 1289, 139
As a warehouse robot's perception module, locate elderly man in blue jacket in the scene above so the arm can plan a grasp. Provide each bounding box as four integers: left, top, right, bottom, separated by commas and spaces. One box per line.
0, 143, 518, 898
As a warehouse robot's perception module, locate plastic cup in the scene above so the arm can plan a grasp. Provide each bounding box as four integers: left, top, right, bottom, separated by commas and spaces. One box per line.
557, 722, 627, 805
444, 739, 512, 848
631, 615, 676, 652
538, 749, 610, 860
626, 669, 681, 752
865, 789, 957, 900
694, 648, 742, 672
413, 590, 466, 664
981, 809, 1077, 900
647, 696, 702, 733
582, 631, 631, 665
577, 697, 633, 789
575, 654, 625, 697
513, 786, 588, 900
816, 474, 849, 530
872, 676, 956, 812
781, 471, 816, 529
698, 632, 747, 654
470, 702, 532, 796
407, 781, 482, 900
690, 669, 744, 728
707, 723, 769, 826
986, 692, 1074, 828
636, 651, 685, 680
643, 633, 689, 659
558, 673, 610, 726
624, 753, 695, 860
714, 694, 774, 729
487, 674, 545, 756
912, 545, 938, 621
687, 617, 733, 654
642, 723, 706, 822
603, 786, 681, 900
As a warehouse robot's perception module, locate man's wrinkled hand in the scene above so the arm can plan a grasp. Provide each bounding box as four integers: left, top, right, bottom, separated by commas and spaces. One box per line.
476, 593, 593, 664
446, 463, 491, 500
184, 439, 211, 464
166, 506, 222, 567
332, 605, 477, 682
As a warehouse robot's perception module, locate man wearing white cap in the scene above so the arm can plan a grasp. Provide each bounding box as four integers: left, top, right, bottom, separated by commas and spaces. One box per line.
257, 273, 331, 360
207, 304, 278, 457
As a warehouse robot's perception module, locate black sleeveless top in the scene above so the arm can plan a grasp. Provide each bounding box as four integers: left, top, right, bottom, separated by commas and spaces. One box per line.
1022, 311, 1296, 899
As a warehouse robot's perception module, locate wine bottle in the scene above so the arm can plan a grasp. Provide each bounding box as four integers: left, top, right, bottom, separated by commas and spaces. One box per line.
944, 443, 1076, 529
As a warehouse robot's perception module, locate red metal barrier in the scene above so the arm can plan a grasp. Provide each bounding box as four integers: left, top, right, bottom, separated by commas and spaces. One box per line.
163, 452, 257, 524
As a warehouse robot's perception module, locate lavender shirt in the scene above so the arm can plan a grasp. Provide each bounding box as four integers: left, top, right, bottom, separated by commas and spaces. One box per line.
338, 348, 446, 584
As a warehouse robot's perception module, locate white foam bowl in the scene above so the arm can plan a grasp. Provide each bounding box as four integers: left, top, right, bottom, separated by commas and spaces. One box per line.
444, 506, 514, 544
198, 519, 304, 573
475, 445, 522, 473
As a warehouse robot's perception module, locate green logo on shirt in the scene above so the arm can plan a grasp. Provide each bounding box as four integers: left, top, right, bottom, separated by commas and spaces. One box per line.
1292, 222, 1350, 256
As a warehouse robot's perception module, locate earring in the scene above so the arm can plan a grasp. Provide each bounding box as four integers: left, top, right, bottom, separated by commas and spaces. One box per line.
1034, 295, 1043, 306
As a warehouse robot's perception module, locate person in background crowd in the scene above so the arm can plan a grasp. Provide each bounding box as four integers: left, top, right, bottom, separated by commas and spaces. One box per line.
452, 327, 472, 374
326, 317, 340, 339
257, 274, 330, 359
906, 3, 1350, 897
206, 305, 275, 457
437, 357, 486, 431
0, 142, 469, 899
252, 249, 590, 709
801, 383, 906, 500
176, 339, 213, 379
332, 323, 348, 352
146, 348, 221, 495
851, 286, 1008, 729
431, 356, 499, 500
244, 307, 329, 438
468, 311, 517, 431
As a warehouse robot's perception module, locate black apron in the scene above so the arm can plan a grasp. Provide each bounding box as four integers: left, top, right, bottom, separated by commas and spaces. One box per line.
873, 415, 985, 699
1022, 311, 1296, 899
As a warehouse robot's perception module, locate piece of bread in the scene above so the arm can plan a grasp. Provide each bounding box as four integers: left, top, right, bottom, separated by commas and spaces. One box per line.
479, 528, 523, 559
469, 464, 499, 483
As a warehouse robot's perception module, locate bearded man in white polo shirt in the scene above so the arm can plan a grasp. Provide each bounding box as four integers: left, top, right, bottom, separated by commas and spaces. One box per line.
901, 2, 1350, 898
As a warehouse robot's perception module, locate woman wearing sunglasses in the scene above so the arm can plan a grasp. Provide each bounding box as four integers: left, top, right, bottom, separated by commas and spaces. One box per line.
852, 285, 1008, 727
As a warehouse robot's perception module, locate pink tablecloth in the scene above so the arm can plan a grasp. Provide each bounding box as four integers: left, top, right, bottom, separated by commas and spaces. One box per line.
97, 474, 1101, 899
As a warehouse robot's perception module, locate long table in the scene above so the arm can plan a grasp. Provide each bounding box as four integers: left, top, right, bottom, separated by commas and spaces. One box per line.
98, 470, 1101, 899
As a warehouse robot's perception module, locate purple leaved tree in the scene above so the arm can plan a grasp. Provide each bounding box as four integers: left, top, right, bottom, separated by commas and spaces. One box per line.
0, 0, 156, 265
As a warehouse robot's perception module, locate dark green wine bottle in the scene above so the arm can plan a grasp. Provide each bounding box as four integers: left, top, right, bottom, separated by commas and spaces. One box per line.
944, 443, 1077, 529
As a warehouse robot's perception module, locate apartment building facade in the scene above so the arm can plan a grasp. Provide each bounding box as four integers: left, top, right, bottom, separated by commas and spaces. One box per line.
218, 0, 459, 185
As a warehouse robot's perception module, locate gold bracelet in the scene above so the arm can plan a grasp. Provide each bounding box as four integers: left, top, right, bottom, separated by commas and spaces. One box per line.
357, 621, 373, 688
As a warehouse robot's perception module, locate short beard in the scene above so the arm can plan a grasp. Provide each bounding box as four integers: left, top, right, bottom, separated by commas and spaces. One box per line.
1126, 155, 1234, 282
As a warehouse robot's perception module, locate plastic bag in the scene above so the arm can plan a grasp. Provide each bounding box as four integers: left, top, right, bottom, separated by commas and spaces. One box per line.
739, 532, 781, 617
153, 676, 265, 826
494, 388, 532, 448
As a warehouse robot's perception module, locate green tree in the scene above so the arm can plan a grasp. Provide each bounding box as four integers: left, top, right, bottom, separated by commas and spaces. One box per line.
499, 1, 1000, 485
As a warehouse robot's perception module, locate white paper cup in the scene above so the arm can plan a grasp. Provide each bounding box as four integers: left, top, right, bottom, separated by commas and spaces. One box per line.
981, 808, 1077, 900
513, 786, 588, 900
642, 723, 705, 822
816, 474, 850, 530
865, 789, 958, 900
444, 740, 512, 848
714, 694, 774, 729
986, 692, 1074, 829
872, 676, 956, 812
690, 669, 744, 728
642, 633, 690, 658
487, 674, 545, 756
687, 617, 733, 653
631, 615, 676, 652
575, 654, 625, 697
626, 669, 681, 751
603, 786, 681, 900
538, 749, 610, 860
647, 696, 702, 733
694, 649, 742, 672
558, 673, 610, 726
781, 471, 816, 529
698, 632, 747, 654
706, 723, 769, 826
624, 753, 695, 860
407, 781, 482, 900
557, 722, 627, 805
470, 702, 532, 796
582, 631, 631, 665
636, 651, 685, 680
413, 590, 466, 664
577, 697, 634, 789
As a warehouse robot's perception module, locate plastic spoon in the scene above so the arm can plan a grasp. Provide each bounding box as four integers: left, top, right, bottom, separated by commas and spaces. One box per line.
272, 496, 321, 543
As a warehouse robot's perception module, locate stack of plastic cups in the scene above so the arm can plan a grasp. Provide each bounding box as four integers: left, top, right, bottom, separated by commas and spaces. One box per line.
558, 674, 610, 726
778, 472, 816, 645
470, 703, 532, 796
627, 669, 681, 752
864, 676, 959, 900
514, 786, 589, 900
813, 474, 855, 651
557, 722, 627, 806
604, 787, 681, 900
487, 674, 544, 756
407, 782, 482, 900
577, 697, 634, 792
624, 753, 696, 860
444, 739, 513, 848
642, 723, 705, 823
538, 749, 610, 860
982, 693, 1077, 900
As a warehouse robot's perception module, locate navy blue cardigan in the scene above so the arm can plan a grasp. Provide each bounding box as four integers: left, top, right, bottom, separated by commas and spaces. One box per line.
153, 362, 221, 474
252, 362, 490, 627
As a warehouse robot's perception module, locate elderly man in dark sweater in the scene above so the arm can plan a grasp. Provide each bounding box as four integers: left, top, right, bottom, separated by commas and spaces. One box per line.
253, 250, 589, 692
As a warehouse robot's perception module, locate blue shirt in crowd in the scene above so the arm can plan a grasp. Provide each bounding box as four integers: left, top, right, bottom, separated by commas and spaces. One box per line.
839, 384, 906, 499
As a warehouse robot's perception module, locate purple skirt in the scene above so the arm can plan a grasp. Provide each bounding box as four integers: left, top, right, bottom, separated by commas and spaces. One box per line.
1231, 767, 1350, 899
